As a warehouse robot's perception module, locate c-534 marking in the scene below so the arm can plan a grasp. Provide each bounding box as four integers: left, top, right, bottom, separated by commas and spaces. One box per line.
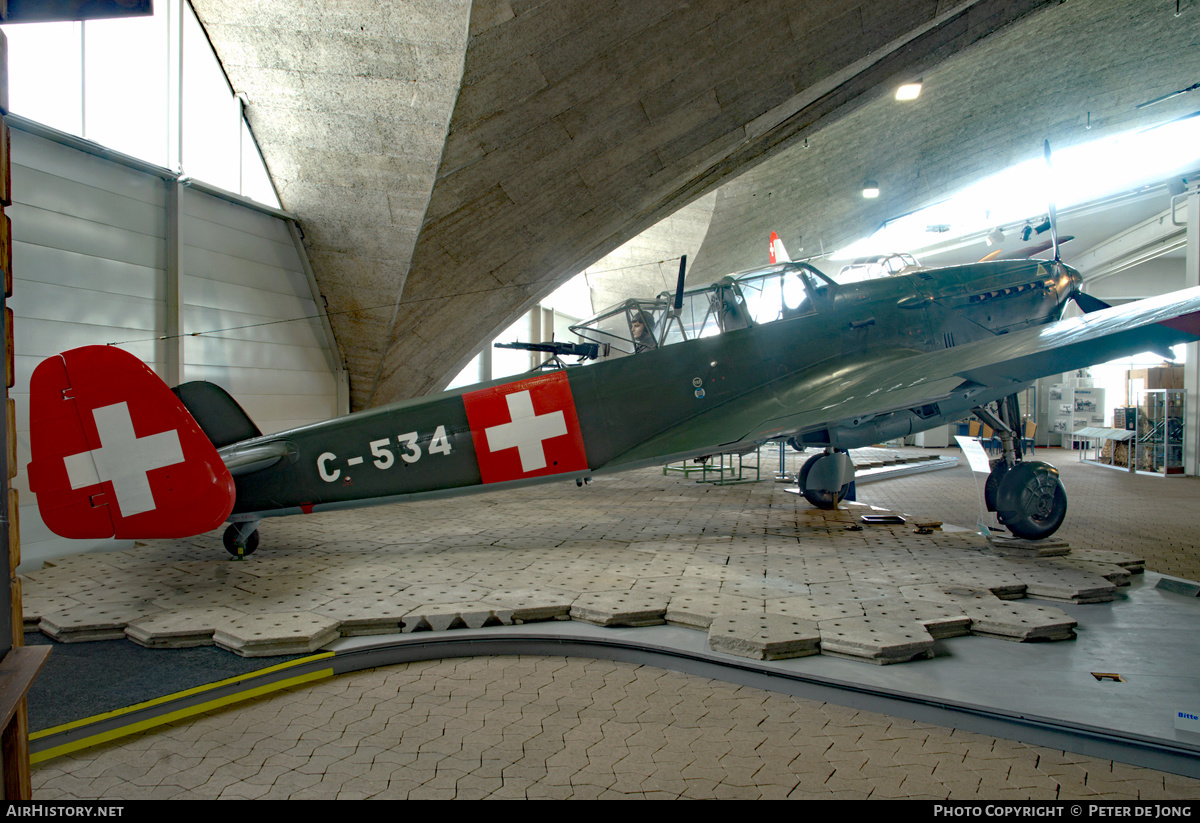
317, 425, 453, 482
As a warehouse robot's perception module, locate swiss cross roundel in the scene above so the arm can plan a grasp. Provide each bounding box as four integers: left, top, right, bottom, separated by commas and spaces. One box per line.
462, 371, 588, 484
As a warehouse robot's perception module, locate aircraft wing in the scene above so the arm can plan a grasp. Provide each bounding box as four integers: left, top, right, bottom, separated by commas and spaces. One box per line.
611, 286, 1200, 463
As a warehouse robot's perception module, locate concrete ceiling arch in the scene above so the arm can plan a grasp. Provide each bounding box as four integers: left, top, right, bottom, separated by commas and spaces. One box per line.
195, 0, 1079, 409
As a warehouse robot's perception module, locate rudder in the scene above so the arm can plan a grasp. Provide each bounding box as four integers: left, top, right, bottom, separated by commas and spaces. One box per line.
26, 346, 236, 539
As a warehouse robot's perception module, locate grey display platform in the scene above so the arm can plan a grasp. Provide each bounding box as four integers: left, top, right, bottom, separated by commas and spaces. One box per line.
30, 570, 1200, 778
317, 572, 1200, 778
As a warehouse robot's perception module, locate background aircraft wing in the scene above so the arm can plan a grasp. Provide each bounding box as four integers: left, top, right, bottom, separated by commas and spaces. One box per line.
611, 286, 1200, 463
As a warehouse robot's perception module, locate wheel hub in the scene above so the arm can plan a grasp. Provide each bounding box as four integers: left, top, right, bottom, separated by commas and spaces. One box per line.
1019, 476, 1058, 520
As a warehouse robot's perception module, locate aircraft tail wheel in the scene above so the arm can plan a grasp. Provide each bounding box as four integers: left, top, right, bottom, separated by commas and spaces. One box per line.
798, 453, 851, 510
995, 461, 1067, 540
223, 523, 260, 558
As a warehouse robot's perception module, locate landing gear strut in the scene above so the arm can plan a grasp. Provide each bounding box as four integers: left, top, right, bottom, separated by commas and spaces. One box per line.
797, 449, 854, 509
976, 394, 1067, 540
223, 521, 260, 558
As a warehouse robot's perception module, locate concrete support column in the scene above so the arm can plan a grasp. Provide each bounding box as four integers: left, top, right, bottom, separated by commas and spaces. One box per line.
1183, 188, 1199, 475
528, 307, 541, 372
480, 342, 492, 384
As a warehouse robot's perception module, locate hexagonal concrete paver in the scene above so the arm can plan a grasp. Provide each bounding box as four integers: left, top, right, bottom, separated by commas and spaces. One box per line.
212, 612, 342, 657
18, 451, 1176, 667
570, 592, 669, 627
816, 616, 936, 664
707, 612, 820, 660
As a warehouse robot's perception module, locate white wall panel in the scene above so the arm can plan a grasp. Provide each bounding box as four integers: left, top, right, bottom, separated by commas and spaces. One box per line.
10, 129, 166, 207
182, 305, 328, 351
181, 275, 317, 326
15, 242, 162, 300
12, 280, 162, 334
183, 364, 336, 398
13, 165, 165, 238
9, 130, 172, 566
13, 324, 162, 373
181, 194, 299, 269
237, 395, 339, 431
181, 218, 299, 270
185, 335, 331, 373
9, 127, 341, 569
12, 203, 165, 270
181, 187, 290, 243
182, 245, 310, 296
1088, 259, 1185, 301
179, 187, 338, 436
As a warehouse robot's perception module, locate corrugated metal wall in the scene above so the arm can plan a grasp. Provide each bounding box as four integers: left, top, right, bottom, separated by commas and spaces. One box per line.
179, 188, 339, 431
7, 126, 342, 567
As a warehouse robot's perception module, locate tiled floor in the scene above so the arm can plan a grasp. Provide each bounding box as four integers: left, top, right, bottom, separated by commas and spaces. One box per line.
28, 446, 1200, 799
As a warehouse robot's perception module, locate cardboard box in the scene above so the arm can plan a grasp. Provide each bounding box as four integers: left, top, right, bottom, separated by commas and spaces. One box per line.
1126, 366, 1184, 402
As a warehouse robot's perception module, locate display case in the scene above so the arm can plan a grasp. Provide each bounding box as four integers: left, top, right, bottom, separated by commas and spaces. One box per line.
1134, 388, 1185, 476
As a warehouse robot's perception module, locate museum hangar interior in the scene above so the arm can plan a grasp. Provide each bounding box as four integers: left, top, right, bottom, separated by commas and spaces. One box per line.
2, 0, 1200, 801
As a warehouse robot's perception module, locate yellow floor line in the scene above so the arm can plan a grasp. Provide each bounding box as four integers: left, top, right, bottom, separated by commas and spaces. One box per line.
31, 653, 336, 763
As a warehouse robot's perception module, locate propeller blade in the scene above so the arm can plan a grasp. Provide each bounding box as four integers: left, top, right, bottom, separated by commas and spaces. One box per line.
1072, 291, 1112, 314
673, 255, 687, 313
1043, 140, 1060, 262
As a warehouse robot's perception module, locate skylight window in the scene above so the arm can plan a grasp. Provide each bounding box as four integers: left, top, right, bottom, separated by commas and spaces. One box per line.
0, 1, 279, 208
834, 115, 1200, 259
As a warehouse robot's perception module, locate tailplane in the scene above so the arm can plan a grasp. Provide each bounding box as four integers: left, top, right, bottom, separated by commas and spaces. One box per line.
173, 381, 262, 448
26, 346, 236, 539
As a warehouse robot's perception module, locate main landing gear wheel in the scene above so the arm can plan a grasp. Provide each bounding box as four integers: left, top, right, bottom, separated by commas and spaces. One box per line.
223, 524, 260, 558
995, 461, 1067, 540
984, 459, 1010, 513
798, 453, 851, 510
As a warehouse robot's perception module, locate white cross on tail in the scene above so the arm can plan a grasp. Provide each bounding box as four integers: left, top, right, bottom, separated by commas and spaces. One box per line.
62, 401, 185, 517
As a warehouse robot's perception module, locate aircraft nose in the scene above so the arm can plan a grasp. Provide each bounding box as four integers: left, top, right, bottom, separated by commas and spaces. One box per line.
1058, 261, 1082, 298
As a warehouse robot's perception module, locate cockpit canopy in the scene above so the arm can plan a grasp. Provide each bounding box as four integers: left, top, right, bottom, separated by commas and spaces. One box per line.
569, 263, 837, 356
836, 253, 921, 284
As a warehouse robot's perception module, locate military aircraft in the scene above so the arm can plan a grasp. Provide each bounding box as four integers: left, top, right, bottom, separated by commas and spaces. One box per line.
23, 230, 1200, 557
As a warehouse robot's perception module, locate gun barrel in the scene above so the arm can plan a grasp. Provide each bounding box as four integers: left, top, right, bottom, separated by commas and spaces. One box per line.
493, 340, 599, 359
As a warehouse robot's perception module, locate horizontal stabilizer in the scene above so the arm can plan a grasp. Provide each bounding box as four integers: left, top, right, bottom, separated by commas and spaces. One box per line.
173, 381, 262, 447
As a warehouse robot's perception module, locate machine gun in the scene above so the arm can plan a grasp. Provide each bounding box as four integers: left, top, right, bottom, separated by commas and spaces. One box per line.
493, 339, 603, 368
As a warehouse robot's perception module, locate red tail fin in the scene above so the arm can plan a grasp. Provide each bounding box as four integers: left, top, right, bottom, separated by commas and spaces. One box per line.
26, 346, 235, 539
769, 231, 791, 264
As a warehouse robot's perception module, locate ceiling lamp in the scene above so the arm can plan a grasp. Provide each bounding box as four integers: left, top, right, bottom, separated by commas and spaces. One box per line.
862, 181, 880, 199
895, 81, 922, 101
